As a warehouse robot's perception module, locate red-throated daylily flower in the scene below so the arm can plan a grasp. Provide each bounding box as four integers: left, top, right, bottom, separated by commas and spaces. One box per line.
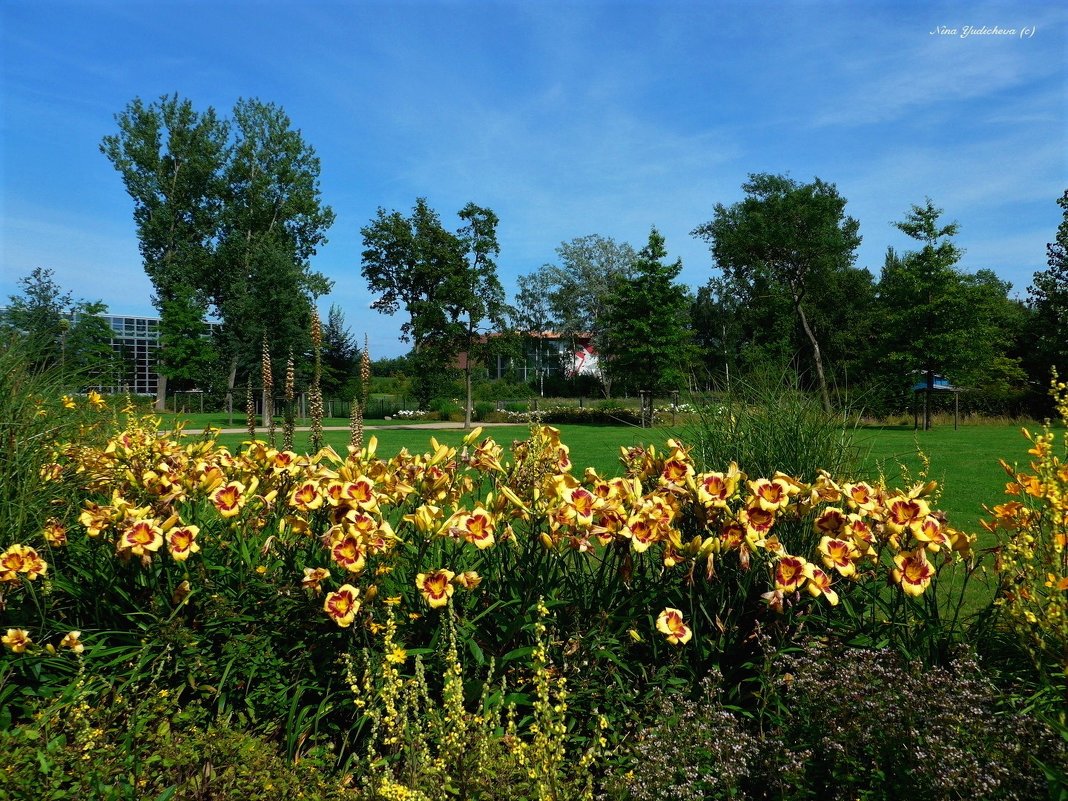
803, 563, 839, 605
656, 607, 692, 645
774, 555, 808, 592
893, 548, 935, 596
211, 481, 246, 518
566, 487, 597, 525
845, 515, 877, 557
119, 520, 164, 556
915, 516, 951, 551
625, 516, 659, 553
344, 477, 378, 511
42, 519, 68, 547
1, 545, 28, 582
741, 505, 776, 542
417, 569, 455, 608
455, 507, 495, 549
2, 628, 32, 653
323, 584, 360, 627
454, 570, 482, 590
749, 478, 792, 512
19, 547, 47, 580
814, 507, 849, 538
331, 532, 366, 573
167, 525, 200, 561
885, 496, 930, 535
696, 467, 740, 509
819, 536, 860, 577
302, 567, 331, 594
59, 630, 85, 654
290, 481, 324, 512
660, 456, 694, 488
843, 481, 879, 514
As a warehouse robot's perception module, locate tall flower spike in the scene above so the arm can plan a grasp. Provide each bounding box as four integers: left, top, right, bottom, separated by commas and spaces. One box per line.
262, 334, 275, 447
350, 334, 371, 451
245, 383, 256, 439
360, 334, 371, 406
309, 308, 324, 453
283, 350, 295, 451
349, 394, 363, 451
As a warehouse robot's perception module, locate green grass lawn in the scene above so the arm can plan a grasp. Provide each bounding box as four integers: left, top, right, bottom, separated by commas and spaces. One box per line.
206, 423, 650, 478
853, 424, 1030, 536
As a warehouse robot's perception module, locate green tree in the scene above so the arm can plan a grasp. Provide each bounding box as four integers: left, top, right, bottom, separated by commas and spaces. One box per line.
103, 96, 334, 410
600, 228, 696, 398
692, 173, 862, 412
360, 198, 467, 408
876, 200, 1021, 397
213, 99, 334, 403
3, 267, 72, 363
523, 234, 637, 396
512, 270, 558, 394
454, 203, 507, 428
101, 95, 227, 408
66, 301, 119, 390
4, 269, 117, 386
322, 303, 357, 397
1029, 190, 1068, 382
157, 284, 219, 392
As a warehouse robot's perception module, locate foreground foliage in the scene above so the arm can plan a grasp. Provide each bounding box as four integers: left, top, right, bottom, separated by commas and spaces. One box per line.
2, 372, 1067, 798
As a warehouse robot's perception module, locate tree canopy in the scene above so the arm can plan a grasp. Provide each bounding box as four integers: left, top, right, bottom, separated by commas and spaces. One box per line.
3, 268, 117, 387
102, 94, 334, 404
360, 198, 506, 415
692, 173, 862, 411
875, 200, 1021, 394
1029, 190, 1068, 383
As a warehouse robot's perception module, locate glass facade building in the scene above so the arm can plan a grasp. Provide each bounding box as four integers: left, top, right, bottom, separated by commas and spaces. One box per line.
96, 313, 161, 395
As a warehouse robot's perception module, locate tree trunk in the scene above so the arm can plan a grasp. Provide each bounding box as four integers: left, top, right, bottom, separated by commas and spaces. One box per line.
795, 300, 832, 413
464, 363, 472, 430
155, 373, 167, 412
225, 356, 238, 418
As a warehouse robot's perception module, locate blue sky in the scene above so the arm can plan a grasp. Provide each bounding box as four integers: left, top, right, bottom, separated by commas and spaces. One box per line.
2, 0, 1065, 357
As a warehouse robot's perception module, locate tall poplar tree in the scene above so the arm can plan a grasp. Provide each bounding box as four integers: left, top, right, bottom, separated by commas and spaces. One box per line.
101, 95, 227, 407
103, 96, 334, 408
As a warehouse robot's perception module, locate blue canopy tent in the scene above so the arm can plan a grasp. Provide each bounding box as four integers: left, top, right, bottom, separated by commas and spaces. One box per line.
912, 371, 961, 430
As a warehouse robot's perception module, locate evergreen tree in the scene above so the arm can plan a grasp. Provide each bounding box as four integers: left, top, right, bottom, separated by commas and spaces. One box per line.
601, 228, 696, 397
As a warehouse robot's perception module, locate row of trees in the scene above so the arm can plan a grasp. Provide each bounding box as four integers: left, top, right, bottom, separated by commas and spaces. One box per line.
13, 91, 1063, 420
510, 179, 1067, 416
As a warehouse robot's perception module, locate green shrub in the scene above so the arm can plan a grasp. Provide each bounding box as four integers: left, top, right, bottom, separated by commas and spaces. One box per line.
473, 401, 496, 421
0, 679, 350, 801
